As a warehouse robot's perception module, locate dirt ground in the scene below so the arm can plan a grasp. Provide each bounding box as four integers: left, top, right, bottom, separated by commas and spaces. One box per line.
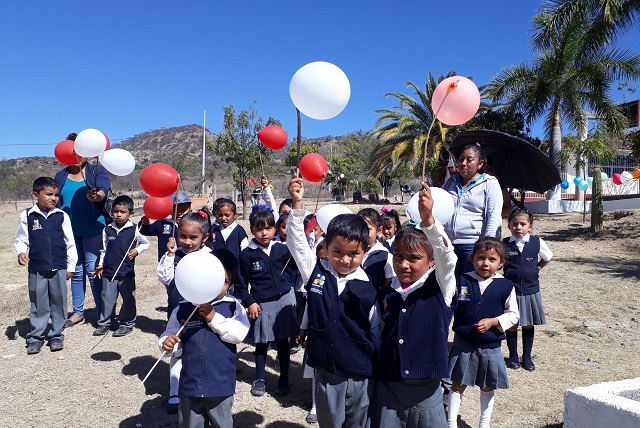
0, 204, 639, 428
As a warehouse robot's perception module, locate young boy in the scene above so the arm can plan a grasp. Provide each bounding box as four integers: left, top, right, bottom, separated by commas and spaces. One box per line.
94, 195, 149, 337
139, 191, 191, 261
285, 175, 381, 428
357, 208, 395, 292
15, 177, 77, 354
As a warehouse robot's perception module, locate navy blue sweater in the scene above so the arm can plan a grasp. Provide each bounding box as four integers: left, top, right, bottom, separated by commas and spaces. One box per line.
503, 236, 541, 295
140, 218, 175, 261
210, 223, 248, 260
26, 209, 68, 273
362, 248, 389, 293
102, 224, 138, 278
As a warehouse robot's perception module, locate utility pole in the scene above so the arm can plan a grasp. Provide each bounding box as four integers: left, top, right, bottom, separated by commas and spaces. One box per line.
202, 110, 206, 195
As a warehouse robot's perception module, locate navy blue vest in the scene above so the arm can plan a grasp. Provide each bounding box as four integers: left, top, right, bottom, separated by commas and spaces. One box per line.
382, 240, 394, 254
102, 224, 138, 278
210, 224, 248, 259
177, 299, 237, 398
362, 249, 389, 293
453, 274, 514, 349
305, 262, 377, 378
503, 236, 540, 295
140, 219, 175, 261
236, 243, 294, 307
26, 209, 67, 273
378, 274, 455, 380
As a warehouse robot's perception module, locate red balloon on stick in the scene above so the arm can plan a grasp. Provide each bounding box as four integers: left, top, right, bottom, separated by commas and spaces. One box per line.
299, 153, 329, 182
140, 163, 181, 197
612, 173, 623, 185
258, 126, 288, 150
103, 132, 111, 151
143, 196, 173, 220
54, 140, 79, 166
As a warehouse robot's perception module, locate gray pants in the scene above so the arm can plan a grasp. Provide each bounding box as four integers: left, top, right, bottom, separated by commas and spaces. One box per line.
27, 270, 67, 344
372, 378, 447, 428
315, 368, 371, 428
98, 277, 136, 328
179, 395, 233, 428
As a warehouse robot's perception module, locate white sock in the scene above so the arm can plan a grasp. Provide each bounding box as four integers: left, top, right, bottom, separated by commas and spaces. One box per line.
479, 390, 495, 428
448, 391, 462, 428
309, 375, 317, 414
169, 356, 181, 402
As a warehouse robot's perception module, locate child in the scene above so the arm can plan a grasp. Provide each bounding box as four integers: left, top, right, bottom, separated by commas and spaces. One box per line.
157, 210, 214, 413
286, 175, 381, 428
447, 237, 519, 428
93, 196, 150, 337
357, 207, 395, 292
139, 191, 192, 261
503, 207, 552, 371
274, 212, 289, 243
15, 177, 77, 354
210, 199, 248, 259
235, 206, 299, 396
373, 183, 457, 428
380, 207, 401, 253
159, 248, 250, 428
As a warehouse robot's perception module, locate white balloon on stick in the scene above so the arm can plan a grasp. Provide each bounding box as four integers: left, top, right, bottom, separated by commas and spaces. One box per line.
316, 204, 353, 233
406, 187, 455, 225
175, 251, 226, 304
289, 61, 351, 120
99, 148, 136, 176
75, 128, 108, 158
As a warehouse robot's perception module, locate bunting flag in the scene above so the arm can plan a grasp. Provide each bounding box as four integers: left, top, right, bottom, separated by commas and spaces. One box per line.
248, 177, 258, 186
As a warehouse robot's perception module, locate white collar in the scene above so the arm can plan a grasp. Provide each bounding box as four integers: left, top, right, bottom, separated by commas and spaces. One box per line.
320, 259, 369, 282
367, 240, 389, 255
108, 219, 135, 231
179, 292, 236, 305
390, 265, 435, 295
467, 271, 504, 282
248, 239, 277, 252
509, 233, 530, 243
220, 221, 238, 231
28, 205, 62, 217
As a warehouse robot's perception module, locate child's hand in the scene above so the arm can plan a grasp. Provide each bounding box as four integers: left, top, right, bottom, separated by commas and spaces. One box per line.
163, 334, 180, 352
17, 253, 29, 266
296, 329, 307, 345
260, 175, 269, 189
167, 237, 177, 256
474, 318, 498, 334
199, 303, 216, 323
66, 271, 74, 280
128, 249, 139, 260
94, 265, 104, 279
288, 174, 304, 208
417, 182, 435, 227
247, 303, 261, 321
140, 216, 151, 225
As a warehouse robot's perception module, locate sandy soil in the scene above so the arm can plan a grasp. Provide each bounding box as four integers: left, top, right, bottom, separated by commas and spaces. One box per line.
0, 205, 638, 428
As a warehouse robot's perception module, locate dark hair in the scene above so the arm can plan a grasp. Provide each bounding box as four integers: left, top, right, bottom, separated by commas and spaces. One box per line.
279, 198, 293, 213
112, 195, 134, 212
357, 208, 382, 229
249, 207, 275, 232
459, 143, 489, 174
325, 214, 369, 249
217, 198, 237, 214
179, 211, 212, 243
472, 237, 507, 262
67, 133, 77, 141
508, 206, 534, 225
381, 209, 401, 231
393, 225, 434, 260
211, 248, 239, 289
212, 197, 226, 215
276, 212, 289, 230
32, 177, 59, 193
304, 213, 315, 229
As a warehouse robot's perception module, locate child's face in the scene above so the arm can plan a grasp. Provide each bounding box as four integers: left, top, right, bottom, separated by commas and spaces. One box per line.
277, 218, 288, 241
472, 248, 505, 279
252, 224, 276, 248
392, 241, 434, 284
279, 205, 291, 216
178, 222, 209, 253
217, 205, 236, 228
173, 203, 192, 222
112, 204, 133, 227
382, 222, 397, 241
509, 214, 532, 239
363, 219, 382, 251
33, 186, 59, 211
326, 236, 365, 277
216, 270, 232, 299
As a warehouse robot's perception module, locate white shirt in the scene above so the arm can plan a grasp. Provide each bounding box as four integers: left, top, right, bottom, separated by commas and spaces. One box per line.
261, 186, 278, 214
157, 246, 211, 286
362, 240, 395, 280
14, 205, 78, 272
220, 221, 249, 251
466, 271, 520, 332
98, 220, 150, 267
508, 233, 553, 261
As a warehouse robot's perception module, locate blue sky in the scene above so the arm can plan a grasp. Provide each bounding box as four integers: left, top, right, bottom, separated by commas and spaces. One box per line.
1, 1, 638, 160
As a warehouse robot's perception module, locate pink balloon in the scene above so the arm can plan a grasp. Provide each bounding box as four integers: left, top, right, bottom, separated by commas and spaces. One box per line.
431, 76, 480, 126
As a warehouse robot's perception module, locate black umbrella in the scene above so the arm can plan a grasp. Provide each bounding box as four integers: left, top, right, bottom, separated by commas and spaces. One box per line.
450, 130, 561, 195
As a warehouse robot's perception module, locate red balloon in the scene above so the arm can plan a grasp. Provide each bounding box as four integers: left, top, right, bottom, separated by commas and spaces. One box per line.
300, 153, 329, 182
612, 173, 623, 185
144, 196, 173, 220
103, 132, 110, 151
54, 140, 80, 166
258, 126, 288, 150
140, 163, 181, 197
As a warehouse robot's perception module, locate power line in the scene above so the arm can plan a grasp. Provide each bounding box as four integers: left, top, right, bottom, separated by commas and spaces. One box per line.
0, 138, 127, 147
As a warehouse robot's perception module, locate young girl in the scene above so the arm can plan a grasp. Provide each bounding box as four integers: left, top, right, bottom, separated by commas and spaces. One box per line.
503, 207, 552, 371
373, 183, 457, 428
210, 199, 248, 259
357, 208, 395, 292
157, 210, 212, 413
380, 207, 401, 253
447, 237, 520, 428
235, 206, 299, 397
159, 248, 250, 428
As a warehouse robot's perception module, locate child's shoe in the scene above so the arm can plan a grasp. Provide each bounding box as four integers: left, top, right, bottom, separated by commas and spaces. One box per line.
276, 381, 290, 396
166, 395, 179, 414
522, 359, 536, 371
49, 338, 64, 352
506, 357, 520, 369
93, 326, 110, 336
251, 379, 266, 396
113, 326, 133, 337
305, 410, 318, 424
26, 341, 43, 355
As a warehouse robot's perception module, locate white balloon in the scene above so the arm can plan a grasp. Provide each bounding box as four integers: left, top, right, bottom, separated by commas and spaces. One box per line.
75, 128, 107, 158
621, 171, 633, 183
289, 61, 350, 120
406, 187, 455, 225
175, 252, 226, 304
99, 148, 136, 176
316, 204, 353, 233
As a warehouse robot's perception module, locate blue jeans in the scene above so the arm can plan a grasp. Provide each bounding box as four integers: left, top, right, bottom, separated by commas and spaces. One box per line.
453, 243, 475, 279
70, 234, 103, 317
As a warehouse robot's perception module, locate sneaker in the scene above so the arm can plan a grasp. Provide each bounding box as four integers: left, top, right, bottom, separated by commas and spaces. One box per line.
92, 326, 110, 336
305, 411, 318, 424
27, 341, 43, 355
166, 395, 179, 414
49, 338, 64, 352
251, 379, 266, 396
112, 326, 133, 337
290, 344, 302, 354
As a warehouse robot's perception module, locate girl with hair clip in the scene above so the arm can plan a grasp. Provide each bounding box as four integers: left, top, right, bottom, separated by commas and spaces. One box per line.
210, 199, 249, 259
380, 207, 401, 253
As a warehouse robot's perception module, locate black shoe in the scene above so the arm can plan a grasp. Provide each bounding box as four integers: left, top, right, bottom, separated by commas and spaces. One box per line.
113, 326, 133, 337
522, 360, 536, 371
305, 411, 318, 424
251, 379, 266, 396
506, 360, 521, 370
27, 341, 43, 355
166, 395, 179, 414
49, 338, 64, 352
64, 316, 84, 328
276, 382, 290, 396
93, 326, 110, 336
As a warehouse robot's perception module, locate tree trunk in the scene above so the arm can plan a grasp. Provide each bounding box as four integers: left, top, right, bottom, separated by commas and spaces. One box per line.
591, 168, 603, 232
547, 109, 562, 201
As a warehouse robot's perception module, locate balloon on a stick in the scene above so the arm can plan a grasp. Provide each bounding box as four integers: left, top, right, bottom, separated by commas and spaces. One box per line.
406, 187, 455, 225
75, 128, 108, 158
143, 196, 173, 220
316, 204, 353, 233
99, 149, 136, 176
54, 140, 78, 166
140, 163, 180, 197
289, 61, 351, 120
431, 76, 480, 126
299, 153, 329, 182
258, 126, 288, 150
175, 252, 226, 304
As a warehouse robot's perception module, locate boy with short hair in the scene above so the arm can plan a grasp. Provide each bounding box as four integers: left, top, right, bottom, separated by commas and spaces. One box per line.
285, 175, 381, 428
94, 195, 149, 337
139, 191, 192, 261
15, 177, 77, 354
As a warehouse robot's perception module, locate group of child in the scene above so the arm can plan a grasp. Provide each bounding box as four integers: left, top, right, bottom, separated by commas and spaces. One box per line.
16, 173, 552, 428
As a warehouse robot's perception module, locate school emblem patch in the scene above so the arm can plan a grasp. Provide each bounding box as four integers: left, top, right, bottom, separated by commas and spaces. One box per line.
252, 260, 266, 272
32, 219, 42, 230
310, 273, 325, 295
162, 224, 172, 234
459, 284, 471, 301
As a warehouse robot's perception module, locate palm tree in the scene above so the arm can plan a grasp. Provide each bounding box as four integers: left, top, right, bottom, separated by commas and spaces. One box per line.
485, 9, 640, 200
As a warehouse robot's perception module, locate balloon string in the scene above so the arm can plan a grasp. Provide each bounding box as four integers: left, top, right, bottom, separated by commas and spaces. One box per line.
138, 304, 199, 388
109, 224, 142, 282
421, 80, 458, 183
296, 108, 302, 177
171, 177, 184, 240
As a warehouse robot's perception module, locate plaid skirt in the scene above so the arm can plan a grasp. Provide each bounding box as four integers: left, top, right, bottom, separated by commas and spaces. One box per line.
516, 292, 546, 326
249, 288, 299, 343
449, 335, 509, 390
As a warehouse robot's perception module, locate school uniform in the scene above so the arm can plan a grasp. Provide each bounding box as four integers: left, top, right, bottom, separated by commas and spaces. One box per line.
361, 240, 394, 293
210, 221, 248, 259
139, 217, 176, 261
382, 235, 395, 254
97, 220, 149, 329
15, 206, 77, 346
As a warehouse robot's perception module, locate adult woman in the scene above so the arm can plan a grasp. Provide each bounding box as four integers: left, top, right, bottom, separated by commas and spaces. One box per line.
443, 143, 503, 279
55, 133, 111, 327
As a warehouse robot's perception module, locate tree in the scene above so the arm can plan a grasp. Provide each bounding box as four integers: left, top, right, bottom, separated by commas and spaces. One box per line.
485, 8, 640, 200
324, 131, 370, 200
